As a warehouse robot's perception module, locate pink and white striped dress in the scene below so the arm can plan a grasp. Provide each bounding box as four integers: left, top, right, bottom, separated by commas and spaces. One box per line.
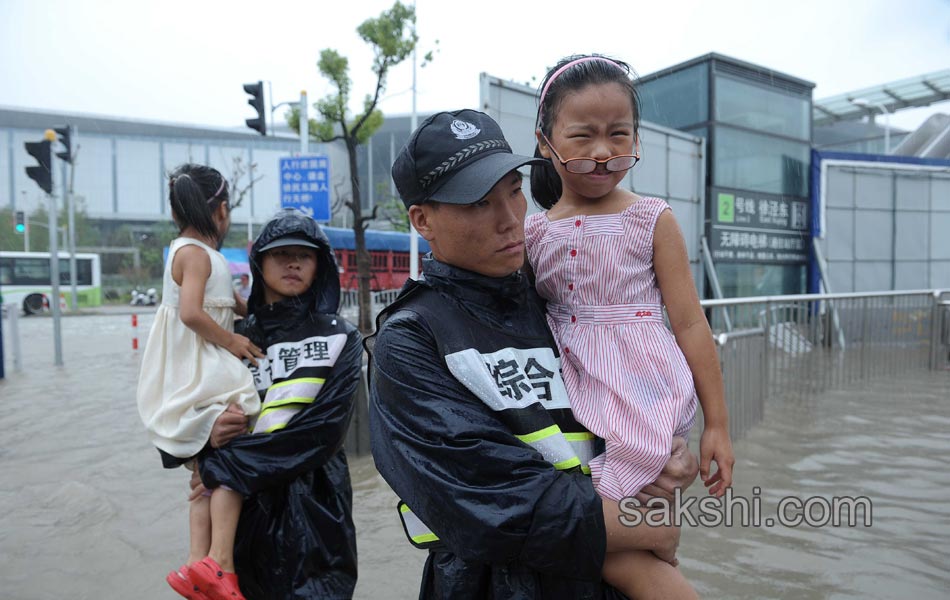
525, 197, 697, 501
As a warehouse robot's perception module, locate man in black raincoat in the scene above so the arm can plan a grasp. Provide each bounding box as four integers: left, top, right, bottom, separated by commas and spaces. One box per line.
196, 209, 361, 599
368, 110, 698, 599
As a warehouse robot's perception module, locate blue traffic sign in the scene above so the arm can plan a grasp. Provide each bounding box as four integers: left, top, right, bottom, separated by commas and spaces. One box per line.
279, 155, 330, 221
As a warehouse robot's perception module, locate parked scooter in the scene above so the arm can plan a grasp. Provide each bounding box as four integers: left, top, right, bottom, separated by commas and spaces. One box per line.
130, 288, 158, 306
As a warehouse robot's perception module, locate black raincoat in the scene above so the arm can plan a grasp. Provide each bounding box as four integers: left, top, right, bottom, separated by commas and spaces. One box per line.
199, 209, 361, 599
368, 257, 626, 599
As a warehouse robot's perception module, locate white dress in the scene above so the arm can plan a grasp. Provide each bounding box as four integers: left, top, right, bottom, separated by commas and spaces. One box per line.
136, 238, 260, 460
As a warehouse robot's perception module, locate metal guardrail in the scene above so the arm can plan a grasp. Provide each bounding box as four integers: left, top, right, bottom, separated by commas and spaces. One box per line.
702, 289, 949, 441
340, 288, 949, 451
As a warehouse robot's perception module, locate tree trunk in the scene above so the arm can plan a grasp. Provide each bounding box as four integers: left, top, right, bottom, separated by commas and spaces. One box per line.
347, 139, 374, 335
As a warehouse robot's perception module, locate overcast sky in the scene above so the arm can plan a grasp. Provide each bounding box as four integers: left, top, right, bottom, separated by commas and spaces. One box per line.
2, 0, 948, 133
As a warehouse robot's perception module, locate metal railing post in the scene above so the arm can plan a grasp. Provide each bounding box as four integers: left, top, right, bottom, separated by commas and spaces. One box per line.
930, 291, 942, 370
860, 297, 870, 380
763, 300, 771, 403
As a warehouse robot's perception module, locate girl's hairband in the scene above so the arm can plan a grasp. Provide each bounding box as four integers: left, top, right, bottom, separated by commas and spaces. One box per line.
537, 56, 626, 126
168, 173, 227, 204
206, 177, 227, 204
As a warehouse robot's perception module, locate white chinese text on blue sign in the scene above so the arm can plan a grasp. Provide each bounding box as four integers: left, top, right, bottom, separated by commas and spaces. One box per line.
280, 156, 330, 222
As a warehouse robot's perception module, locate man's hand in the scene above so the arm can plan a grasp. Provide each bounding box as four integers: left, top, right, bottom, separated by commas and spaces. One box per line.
210, 404, 249, 448
188, 467, 207, 501
635, 437, 699, 504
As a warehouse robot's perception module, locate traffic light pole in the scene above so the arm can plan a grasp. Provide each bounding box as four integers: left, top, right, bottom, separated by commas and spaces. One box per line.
47, 189, 63, 366
66, 129, 79, 312
299, 90, 308, 155
60, 157, 78, 312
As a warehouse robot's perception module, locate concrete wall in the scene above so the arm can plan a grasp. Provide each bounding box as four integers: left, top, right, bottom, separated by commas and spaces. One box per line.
2, 121, 349, 226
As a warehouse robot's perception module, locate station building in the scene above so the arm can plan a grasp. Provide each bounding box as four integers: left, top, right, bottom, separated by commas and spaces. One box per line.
2, 55, 949, 297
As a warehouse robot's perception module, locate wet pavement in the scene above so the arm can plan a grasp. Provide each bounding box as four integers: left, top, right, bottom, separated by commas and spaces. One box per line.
1, 310, 948, 599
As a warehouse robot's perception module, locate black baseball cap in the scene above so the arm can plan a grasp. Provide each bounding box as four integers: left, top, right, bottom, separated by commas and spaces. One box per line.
392, 109, 545, 208
258, 235, 320, 253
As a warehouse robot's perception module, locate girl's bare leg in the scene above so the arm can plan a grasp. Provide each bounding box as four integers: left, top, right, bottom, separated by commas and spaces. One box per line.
187, 493, 212, 565
207, 487, 242, 572
603, 550, 699, 600
186, 462, 210, 565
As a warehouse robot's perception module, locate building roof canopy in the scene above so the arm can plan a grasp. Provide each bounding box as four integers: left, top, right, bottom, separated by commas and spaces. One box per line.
813, 69, 950, 124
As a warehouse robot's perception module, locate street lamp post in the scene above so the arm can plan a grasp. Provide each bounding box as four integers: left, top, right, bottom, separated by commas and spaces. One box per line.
851, 97, 891, 154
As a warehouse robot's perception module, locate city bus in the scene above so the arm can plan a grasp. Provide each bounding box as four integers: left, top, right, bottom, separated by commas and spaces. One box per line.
0, 251, 102, 314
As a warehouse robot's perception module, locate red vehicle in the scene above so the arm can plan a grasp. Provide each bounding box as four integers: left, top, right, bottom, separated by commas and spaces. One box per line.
323, 227, 430, 291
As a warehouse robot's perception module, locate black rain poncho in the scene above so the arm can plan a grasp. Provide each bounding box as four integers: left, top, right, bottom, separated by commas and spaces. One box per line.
368, 257, 627, 599
199, 209, 361, 599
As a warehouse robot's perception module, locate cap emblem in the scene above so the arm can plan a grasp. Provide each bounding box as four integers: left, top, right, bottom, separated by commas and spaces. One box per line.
450, 119, 480, 140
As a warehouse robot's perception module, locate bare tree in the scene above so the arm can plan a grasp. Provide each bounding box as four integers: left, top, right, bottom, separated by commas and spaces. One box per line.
228, 156, 263, 211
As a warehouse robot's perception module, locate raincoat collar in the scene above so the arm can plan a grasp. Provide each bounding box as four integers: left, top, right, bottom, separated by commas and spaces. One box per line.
254, 289, 319, 336
421, 255, 529, 309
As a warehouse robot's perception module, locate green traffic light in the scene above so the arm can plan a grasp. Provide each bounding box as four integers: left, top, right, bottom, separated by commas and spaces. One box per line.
15, 224, 25, 233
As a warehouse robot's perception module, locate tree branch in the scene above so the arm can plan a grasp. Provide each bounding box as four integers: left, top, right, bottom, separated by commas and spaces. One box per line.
353, 66, 388, 137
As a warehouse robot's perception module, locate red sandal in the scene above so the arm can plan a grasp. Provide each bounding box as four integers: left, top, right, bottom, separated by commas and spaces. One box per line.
166, 565, 210, 600
188, 557, 246, 600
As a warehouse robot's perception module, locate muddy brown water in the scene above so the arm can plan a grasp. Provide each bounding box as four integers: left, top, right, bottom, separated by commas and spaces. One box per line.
1, 312, 947, 599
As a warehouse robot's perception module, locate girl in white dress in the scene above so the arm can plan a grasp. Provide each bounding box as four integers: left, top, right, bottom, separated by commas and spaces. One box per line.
137, 163, 262, 600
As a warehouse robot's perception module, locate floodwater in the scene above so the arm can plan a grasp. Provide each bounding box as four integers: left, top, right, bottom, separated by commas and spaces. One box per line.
1, 311, 948, 599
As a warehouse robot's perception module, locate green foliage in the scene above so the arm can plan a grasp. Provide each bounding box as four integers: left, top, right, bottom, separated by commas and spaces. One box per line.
0, 199, 97, 252
0, 207, 23, 251
355, 107, 384, 145
318, 49, 351, 105
378, 197, 409, 233
356, 1, 416, 72
133, 223, 178, 279
285, 1, 419, 145
283, 1, 426, 334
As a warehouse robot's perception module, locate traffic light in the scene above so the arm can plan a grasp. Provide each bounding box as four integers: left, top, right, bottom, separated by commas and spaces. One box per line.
25, 132, 54, 194
243, 81, 266, 136
14, 210, 25, 233
54, 125, 73, 163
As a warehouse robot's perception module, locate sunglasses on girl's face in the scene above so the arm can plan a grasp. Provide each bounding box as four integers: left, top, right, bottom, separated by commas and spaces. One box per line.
541, 132, 640, 174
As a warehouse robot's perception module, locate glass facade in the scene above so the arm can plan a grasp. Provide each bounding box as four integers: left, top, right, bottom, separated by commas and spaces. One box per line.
716, 263, 806, 298
638, 64, 708, 130
714, 76, 810, 140
713, 126, 809, 196
638, 54, 815, 298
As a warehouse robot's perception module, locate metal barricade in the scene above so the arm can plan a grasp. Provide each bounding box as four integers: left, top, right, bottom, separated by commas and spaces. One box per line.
702, 290, 945, 440
930, 290, 950, 371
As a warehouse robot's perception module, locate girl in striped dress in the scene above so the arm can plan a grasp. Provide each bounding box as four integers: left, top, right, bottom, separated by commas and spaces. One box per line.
526, 55, 735, 599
